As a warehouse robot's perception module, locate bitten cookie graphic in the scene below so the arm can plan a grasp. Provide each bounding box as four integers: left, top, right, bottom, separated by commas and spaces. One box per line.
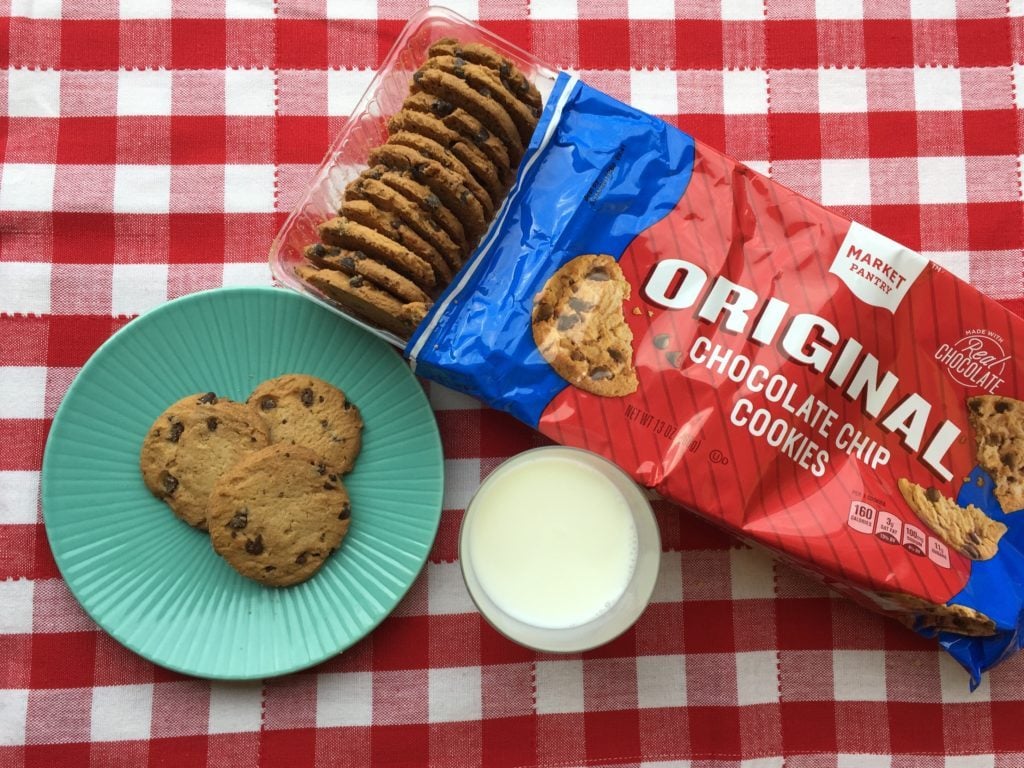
532, 254, 638, 397
139, 393, 270, 530
897, 478, 1007, 560
968, 395, 1024, 514
208, 444, 352, 587
878, 592, 997, 637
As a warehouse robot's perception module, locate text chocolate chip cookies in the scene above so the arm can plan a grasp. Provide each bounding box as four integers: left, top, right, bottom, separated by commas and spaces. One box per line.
139, 376, 362, 587
299, 39, 541, 339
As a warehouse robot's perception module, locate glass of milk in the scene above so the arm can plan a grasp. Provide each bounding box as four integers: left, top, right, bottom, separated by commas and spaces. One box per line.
459, 446, 661, 653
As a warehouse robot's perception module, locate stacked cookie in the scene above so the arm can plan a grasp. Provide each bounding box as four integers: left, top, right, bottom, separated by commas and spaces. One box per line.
298, 38, 543, 338
139, 376, 363, 587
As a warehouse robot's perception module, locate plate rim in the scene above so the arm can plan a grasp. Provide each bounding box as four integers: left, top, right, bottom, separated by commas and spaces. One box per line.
40, 285, 444, 680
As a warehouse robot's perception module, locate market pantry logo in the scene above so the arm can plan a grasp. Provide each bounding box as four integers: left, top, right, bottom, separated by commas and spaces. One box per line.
829, 222, 928, 314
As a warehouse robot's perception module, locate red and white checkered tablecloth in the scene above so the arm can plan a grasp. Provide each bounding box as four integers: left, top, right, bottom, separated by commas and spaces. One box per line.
3, 1, 1024, 765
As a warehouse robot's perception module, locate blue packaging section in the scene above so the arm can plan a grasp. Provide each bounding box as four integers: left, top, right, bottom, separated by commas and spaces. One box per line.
405, 72, 695, 426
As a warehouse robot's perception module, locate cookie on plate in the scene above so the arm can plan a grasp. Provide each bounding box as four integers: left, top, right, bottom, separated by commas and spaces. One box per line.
248, 373, 363, 475
897, 478, 1007, 560
968, 395, 1024, 513
139, 392, 270, 530
208, 444, 352, 587
532, 254, 638, 397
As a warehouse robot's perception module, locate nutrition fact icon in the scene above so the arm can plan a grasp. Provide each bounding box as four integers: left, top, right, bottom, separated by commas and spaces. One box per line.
846, 501, 951, 568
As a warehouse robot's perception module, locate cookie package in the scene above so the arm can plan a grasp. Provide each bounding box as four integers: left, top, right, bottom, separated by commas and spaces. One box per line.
406, 71, 1024, 686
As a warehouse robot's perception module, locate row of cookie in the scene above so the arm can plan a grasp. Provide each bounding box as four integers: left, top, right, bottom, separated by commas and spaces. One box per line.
139, 376, 363, 587
298, 38, 543, 338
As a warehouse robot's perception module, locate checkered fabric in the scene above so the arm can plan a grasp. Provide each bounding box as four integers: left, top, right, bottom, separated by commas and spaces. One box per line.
2, 0, 1024, 766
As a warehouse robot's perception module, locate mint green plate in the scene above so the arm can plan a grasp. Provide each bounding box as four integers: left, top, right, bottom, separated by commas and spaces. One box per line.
41, 287, 443, 680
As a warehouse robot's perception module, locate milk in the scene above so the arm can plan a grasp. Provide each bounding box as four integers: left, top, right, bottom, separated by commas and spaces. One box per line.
466, 454, 639, 629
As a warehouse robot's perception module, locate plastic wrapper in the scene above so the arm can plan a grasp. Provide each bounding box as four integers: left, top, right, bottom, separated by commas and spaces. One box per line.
407, 72, 1024, 686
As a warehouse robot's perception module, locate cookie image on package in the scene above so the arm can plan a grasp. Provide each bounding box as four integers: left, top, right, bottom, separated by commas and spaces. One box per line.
968, 395, 1024, 514
139, 392, 270, 530
208, 444, 352, 587
532, 254, 638, 397
248, 374, 363, 475
877, 591, 997, 637
896, 478, 1007, 560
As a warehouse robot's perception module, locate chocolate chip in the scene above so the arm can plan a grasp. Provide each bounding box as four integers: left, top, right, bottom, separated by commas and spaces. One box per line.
568, 297, 593, 313
316, 462, 327, 475
556, 314, 579, 331
311, 243, 327, 258
586, 268, 610, 281
535, 303, 554, 322
459, 189, 469, 204
349, 275, 366, 288
227, 509, 248, 530
319, 395, 325, 403
340, 255, 356, 271
608, 347, 624, 363
206, 417, 219, 431
653, 333, 670, 349
431, 98, 454, 117
260, 395, 277, 411
531, 105, 541, 118
499, 61, 511, 78
162, 472, 178, 496
425, 193, 441, 210
996, 400, 1012, 413
1002, 453, 1015, 466
264, 565, 276, 572
413, 70, 424, 83
343, 401, 353, 410
339, 502, 351, 520
167, 421, 184, 443
295, 552, 308, 565
969, 399, 981, 413
329, 474, 339, 482
301, 388, 314, 407
967, 531, 981, 544
589, 367, 613, 381
570, 349, 585, 362
925, 487, 941, 503
324, 482, 336, 490
666, 351, 681, 367
476, 85, 491, 98
987, 434, 1001, 446
475, 128, 489, 143
198, 392, 218, 404
245, 535, 264, 555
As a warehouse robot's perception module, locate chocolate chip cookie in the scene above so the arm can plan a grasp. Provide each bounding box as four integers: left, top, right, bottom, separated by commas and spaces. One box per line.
368, 142, 489, 242
388, 108, 506, 201
402, 92, 513, 182
298, 265, 421, 338
409, 68, 524, 165
416, 55, 538, 146
372, 169, 469, 263
897, 478, 1007, 560
208, 444, 352, 587
532, 254, 638, 397
139, 392, 270, 530
877, 591, 997, 637
304, 243, 431, 304
248, 374, 362, 475
428, 38, 542, 113
385, 130, 495, 219
338, 198, 452, 287
968, 395, 1024, 514
318, 216, 436, 292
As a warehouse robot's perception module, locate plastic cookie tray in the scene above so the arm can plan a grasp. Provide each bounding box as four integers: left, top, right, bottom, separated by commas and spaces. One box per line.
268, 5, 558, 348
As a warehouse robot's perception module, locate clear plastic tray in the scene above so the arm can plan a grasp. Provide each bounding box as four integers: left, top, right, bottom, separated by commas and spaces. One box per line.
267, 5, 559, 348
